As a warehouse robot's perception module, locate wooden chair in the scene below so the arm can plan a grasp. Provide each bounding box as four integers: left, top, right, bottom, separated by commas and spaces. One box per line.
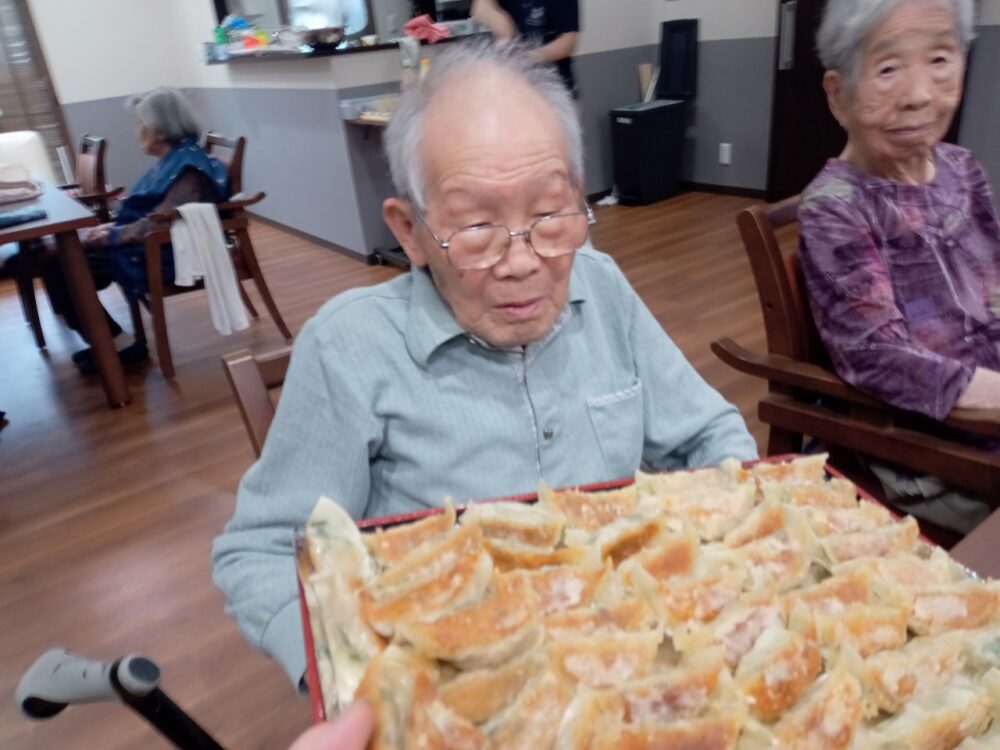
131, 132, 293, 377
713, 197, 1000, 509
62, 134, 123, 222
222, 346, 292, 457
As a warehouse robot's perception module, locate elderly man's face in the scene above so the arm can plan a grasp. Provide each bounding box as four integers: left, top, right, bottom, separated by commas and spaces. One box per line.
825, 0, 964, 174
384, 73, 580, 348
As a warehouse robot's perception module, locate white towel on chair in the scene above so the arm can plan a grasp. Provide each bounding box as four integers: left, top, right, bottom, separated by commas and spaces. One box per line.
170, 203, 250, 335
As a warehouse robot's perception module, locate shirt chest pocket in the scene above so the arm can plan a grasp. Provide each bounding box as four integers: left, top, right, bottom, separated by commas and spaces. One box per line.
585, 378, 644, 479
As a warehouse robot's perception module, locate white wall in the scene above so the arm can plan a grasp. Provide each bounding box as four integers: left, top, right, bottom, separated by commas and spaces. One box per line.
27, 0, 182, 104
649, 0, 777, 42
30, 0, 655, 100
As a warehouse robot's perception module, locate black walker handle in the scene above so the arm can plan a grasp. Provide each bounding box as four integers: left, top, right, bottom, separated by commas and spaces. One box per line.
17, 648, 224, 750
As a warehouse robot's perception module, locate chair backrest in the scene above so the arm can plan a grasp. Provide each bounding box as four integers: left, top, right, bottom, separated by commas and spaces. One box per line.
222, 346, 292, 458
736, 196, 828, 366
205, 131, 245, 196
76, 133, 107, 196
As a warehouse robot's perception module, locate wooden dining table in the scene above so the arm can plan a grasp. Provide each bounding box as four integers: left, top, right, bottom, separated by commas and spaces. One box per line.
950, 506, 1000, 579
0, 181, 130, 406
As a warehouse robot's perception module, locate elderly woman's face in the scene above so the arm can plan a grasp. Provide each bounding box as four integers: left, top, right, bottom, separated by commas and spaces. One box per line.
388, 74, 579, 349
136, 120, 166, 156
830, 0, 964, 171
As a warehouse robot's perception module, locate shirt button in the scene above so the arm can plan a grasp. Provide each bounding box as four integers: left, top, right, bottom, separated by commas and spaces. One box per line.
543, 426, 554, 440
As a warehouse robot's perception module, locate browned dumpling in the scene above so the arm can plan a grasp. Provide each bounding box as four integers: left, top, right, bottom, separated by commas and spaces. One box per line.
510, 563, 606, 615
765, 478, 859, 510
361, 526, 493, 636
898, 581, 1000, 636
549, 630, 662, 688
543, 598, 659, 639
750, 453, 828, 484
591, 517, 665, 567
438, 649, 546, 724
674, 597, 785, 669
553, 689, 624, 750
813, 603, 909, 657
782, 566, 871, 616
820, 515, 920, 565
771, 665, 864, 750
404, 671, 490, 750
364, 501, 456, 564
723, 502, 789, 547
619, 649, 725, 724
615, 716, 742, 750
539, 483, 636, 531
852, 678, 995, 750
460, 500, 565, 548
805, 501, 892, 536
482, 537, 594, 572
395, 573, 542, 669
628, 528, 699, 579
857, 630, 966, 716
485, 670, 574, 750
735, 625, 823, 721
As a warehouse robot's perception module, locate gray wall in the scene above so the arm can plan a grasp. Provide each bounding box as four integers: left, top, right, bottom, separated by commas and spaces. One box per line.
57, 37, 779, 257
63, 96, 160, 191
960, 25, 1000, 203
684, 36, 775, 191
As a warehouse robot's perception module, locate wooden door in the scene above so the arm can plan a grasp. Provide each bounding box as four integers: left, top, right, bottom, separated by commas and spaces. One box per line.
766, 0, 971, 202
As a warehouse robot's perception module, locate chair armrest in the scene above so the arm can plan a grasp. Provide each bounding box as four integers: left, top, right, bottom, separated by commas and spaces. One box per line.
712, 337, 1000, 438
147, 191, 266, 224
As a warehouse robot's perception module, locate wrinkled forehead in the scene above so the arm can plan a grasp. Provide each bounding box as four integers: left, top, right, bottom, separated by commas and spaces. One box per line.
418, 67, 572, 191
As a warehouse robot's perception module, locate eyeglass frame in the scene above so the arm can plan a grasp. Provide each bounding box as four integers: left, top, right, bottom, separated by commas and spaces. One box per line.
408, 199, 597, 271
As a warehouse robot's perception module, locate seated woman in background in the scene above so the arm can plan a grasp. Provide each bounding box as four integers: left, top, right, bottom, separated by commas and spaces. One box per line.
43, 86, 229, 374
799, 0, 1000, 534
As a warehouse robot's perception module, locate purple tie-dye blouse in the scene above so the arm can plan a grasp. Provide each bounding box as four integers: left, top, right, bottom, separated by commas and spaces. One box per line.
798, 143, 1000, 421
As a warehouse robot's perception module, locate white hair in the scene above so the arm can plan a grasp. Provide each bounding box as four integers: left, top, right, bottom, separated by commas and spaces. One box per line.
127, 87, 202, 144
383, 39, 583, 211
817, 0, 976, 91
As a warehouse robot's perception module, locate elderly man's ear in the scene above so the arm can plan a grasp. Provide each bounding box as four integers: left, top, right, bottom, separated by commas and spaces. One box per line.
383, 197, 429, 267
823, 70, 849, 130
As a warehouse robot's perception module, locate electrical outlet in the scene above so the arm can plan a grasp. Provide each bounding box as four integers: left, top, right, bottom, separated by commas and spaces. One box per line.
719, 143, 732, 166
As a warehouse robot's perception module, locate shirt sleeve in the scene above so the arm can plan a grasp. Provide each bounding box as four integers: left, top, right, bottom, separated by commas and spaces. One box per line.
210, 315, 382, 686
798, 193, 975, 421
613, 265, 758, 470
549, 0, 579, 33
107, 168, 216, 247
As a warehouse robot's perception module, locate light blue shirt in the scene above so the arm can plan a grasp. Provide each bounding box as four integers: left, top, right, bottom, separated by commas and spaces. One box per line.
212, 245, 757, 684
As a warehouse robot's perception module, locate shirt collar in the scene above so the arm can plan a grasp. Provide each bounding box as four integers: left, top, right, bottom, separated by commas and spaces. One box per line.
405, 248, 592, 367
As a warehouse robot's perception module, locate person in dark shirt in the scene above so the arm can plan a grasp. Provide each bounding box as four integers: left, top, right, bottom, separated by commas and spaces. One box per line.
472, 0, 580, 94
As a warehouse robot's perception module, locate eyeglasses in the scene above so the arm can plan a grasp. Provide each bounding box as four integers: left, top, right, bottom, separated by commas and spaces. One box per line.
412, 203, 597, 271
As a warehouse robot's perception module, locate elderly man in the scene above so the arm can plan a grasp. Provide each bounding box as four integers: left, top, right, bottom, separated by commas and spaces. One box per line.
212, 41, 756, 686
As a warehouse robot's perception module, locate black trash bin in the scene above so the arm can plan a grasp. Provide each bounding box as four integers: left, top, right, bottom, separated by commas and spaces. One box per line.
610, 18, 698, 206
610, 100, 687, 205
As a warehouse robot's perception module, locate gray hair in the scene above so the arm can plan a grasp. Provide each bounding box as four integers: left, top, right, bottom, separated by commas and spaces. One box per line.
384, 39, 583, 211
127, 87, 202, 144
817, 0, 976, 90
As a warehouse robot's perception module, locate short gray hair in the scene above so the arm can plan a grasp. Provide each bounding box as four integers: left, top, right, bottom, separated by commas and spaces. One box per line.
817, 0, 976, 90
384, 39, 583, 211
128, 87, 202, 144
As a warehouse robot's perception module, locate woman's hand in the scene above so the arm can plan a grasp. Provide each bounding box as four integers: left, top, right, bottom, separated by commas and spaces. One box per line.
287, 701, 374, 750
80, 223, 114, 248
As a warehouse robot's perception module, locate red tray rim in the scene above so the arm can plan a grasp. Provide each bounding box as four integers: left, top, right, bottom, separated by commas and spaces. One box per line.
297, 454, 882, 722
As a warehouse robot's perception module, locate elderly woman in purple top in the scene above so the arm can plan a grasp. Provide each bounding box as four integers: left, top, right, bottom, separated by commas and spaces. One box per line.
799, 0, 1000, 533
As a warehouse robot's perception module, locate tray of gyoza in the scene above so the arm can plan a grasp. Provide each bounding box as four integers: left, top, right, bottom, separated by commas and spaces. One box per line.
295, 455, 1000, 749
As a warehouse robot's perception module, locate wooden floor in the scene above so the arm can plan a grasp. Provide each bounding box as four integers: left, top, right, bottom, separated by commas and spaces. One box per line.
0, 192, 766, 750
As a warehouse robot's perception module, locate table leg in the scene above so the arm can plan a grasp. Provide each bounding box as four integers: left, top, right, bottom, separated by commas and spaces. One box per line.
56, 230, 131, 406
